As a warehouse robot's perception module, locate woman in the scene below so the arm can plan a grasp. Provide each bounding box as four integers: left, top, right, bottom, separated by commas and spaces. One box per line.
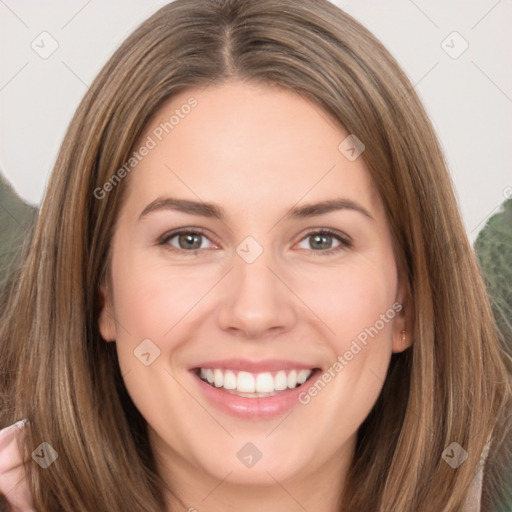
1, 0, 510, 510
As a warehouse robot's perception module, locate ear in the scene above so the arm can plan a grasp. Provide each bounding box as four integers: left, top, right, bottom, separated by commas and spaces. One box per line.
98, 281, 117, 342
391, 280, 414, 353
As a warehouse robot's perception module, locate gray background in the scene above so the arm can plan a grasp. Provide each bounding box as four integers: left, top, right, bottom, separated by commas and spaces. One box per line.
1, 0, 511, 241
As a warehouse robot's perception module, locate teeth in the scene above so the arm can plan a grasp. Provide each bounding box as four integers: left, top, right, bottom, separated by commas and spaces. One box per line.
214, 369, 223, 387
274, 371, 288, 390
237, 371, 255, 392
256, 372, 274, 393
297, 369, 310, 384
223, 370, 237, 390
287, 370, 297, 388
198, 368, 314, 394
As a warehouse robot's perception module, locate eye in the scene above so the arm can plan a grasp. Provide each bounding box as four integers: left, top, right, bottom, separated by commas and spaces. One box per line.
158, 228, 217, 253
296, 229, 352, 255
157, 227, 352, 256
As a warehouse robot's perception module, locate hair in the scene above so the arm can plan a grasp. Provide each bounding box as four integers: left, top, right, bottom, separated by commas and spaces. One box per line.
1, 0, 511, 510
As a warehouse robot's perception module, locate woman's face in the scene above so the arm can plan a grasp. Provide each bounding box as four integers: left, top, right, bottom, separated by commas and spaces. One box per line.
99, 80, 409, 495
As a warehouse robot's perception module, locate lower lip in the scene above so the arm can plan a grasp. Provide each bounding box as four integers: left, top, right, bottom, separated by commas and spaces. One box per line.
191, 370, 321, 419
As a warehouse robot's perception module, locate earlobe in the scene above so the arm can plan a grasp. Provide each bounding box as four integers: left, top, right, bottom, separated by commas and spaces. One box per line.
98, 282, 117, 342
392, 281, 414, 353
392, 328, 413, 353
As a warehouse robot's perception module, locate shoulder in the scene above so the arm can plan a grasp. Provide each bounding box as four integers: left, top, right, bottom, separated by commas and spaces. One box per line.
480, 415, 512, 512
0, 419, 35, 511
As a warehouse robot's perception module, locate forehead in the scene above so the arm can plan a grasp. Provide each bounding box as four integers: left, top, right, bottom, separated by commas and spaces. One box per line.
122, 80, 381, 222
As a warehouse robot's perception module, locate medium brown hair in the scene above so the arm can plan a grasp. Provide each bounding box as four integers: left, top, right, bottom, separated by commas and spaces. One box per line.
1, 0, 511, 510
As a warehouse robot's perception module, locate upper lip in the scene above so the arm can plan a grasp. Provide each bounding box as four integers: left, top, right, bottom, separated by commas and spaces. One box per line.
189, 359, 320, 373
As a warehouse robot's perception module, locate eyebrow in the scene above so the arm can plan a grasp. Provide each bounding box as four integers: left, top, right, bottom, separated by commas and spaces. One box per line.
138, 196, 374, 221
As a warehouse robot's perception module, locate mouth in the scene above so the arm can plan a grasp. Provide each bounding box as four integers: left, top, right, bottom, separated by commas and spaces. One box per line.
191, 366, 321, 398
188, 358, 324, 418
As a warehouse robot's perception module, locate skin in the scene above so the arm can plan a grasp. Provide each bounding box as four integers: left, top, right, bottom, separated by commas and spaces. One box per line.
98, 80, 412, 512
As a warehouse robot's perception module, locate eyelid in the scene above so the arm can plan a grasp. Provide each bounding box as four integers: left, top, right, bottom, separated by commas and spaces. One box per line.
157, 227, 219, 253
295, 227, 352, 254
157, 227, 352, 255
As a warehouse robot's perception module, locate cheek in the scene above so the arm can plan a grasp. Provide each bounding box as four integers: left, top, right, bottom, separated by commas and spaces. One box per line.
292, 261, 398, 438
110, 253, 212, 342
107, 257, 205, 446
111, 244, 398, 363
296, 256, 398, 350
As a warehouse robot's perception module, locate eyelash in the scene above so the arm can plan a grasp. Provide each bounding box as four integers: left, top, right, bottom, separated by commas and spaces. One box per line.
157, 228, 352, 256
299, 228, 353, 256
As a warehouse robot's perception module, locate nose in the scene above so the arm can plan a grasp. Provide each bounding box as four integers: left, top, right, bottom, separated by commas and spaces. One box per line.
216, 246, 297, 340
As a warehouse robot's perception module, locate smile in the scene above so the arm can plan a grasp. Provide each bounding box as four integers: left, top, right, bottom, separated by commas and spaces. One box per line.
189, 360, 323, 419
197, 368, 315, 397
